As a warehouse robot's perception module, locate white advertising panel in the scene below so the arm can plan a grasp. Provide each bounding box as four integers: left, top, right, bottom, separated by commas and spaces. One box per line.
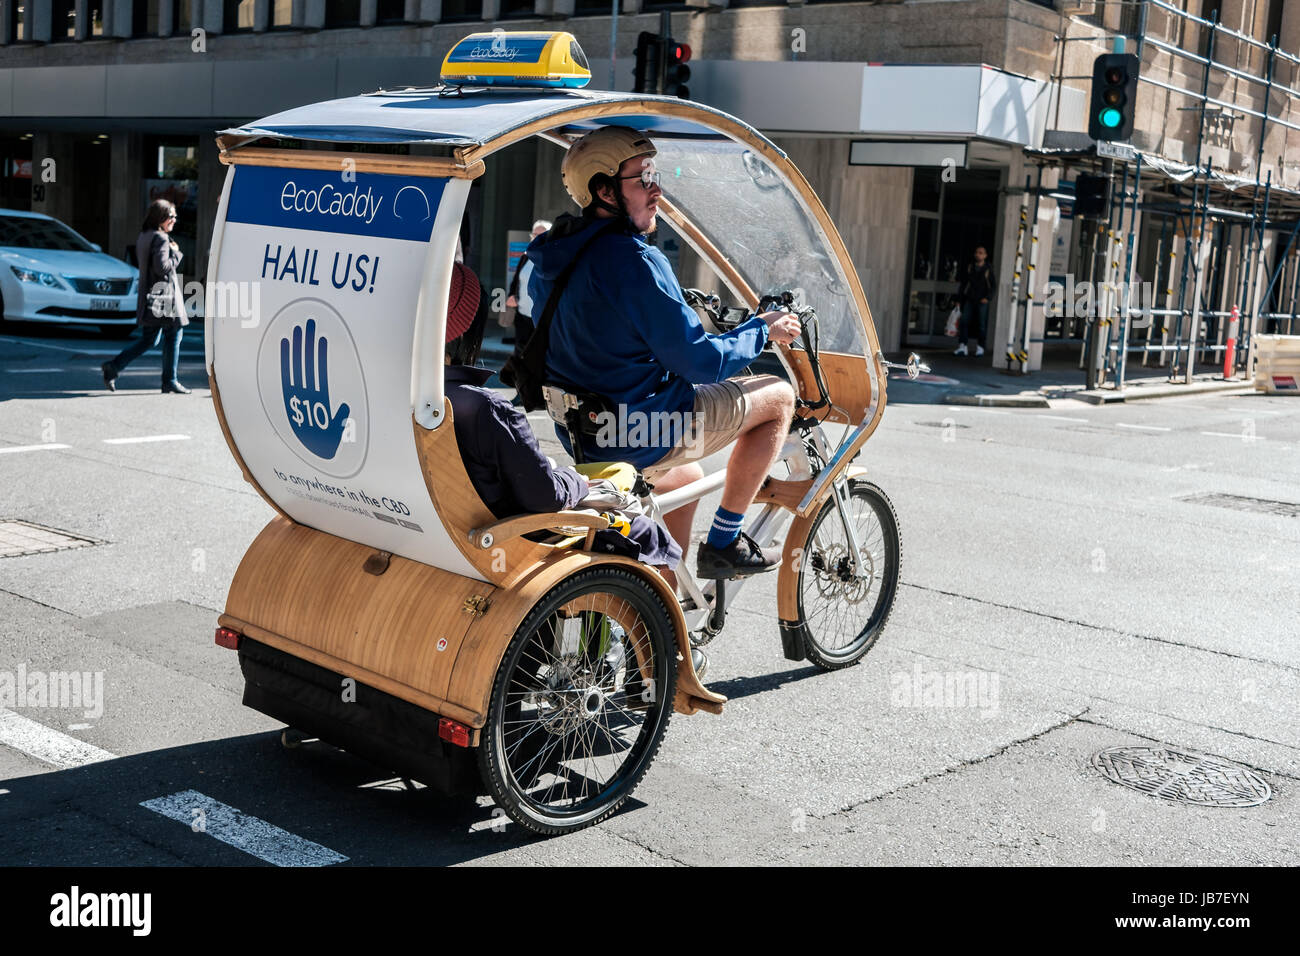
211, 164, 478, 579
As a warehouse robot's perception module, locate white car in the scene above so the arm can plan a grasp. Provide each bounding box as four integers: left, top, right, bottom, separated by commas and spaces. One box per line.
0, 209, 139, 336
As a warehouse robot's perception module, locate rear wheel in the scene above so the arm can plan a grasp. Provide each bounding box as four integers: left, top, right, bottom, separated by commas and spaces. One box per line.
794, 480, 900, 670
478, 567, 677, 836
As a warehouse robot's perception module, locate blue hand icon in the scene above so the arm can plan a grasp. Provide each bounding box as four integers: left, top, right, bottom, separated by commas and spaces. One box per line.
280, 317, 351, 460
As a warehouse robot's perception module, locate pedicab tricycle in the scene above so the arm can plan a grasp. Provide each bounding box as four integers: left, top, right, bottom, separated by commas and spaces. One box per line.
206, 32, 912, 835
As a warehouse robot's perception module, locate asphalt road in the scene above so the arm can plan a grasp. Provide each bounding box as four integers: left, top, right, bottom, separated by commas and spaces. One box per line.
1, 323, 1297, 865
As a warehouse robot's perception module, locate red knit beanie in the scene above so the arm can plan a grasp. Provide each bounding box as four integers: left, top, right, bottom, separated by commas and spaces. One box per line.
446, 262, 482, 342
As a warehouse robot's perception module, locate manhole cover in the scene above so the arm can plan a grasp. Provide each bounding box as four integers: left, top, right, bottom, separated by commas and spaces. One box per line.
1091, 746, 1272, 808
1178, 492, 1300, 518
0, 519, 101, 558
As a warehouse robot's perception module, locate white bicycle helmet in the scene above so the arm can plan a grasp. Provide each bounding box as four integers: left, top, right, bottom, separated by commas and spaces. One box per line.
561, 126, 657, 209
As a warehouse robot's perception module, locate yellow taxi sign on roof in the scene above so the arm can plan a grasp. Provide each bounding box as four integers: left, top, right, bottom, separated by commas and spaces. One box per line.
440, 31, 592, 89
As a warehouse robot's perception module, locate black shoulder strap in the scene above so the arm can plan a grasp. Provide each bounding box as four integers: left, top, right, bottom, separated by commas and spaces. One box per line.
530, 219, 625, 348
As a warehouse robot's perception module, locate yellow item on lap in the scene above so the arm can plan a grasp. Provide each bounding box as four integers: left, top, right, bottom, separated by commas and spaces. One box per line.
574, 461, 636, 493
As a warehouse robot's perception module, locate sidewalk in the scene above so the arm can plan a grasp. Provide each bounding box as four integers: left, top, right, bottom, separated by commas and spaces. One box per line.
479, 331, 1258, 408
886, 348, 1257, 408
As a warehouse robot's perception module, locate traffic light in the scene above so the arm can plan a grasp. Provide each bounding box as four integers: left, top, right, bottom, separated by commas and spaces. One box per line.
1088, 52, 1139, 141
662, 38, 691, 99
633, 31, 661, 95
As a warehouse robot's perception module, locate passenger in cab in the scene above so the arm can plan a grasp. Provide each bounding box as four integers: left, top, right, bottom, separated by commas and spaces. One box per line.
442, 262, 682, 575
527, 127, 802, 582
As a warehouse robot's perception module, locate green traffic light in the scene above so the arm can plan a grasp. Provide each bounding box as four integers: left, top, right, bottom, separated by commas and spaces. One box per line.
1099, 107, 1123, 128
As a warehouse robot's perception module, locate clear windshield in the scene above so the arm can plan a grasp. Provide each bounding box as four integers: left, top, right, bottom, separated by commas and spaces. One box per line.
652, 138, 865, 355
0, 215, 96, 252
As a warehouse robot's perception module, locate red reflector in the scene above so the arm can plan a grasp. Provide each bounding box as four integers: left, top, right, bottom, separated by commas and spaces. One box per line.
438, 717, 471, 748
214, 627, 241, 650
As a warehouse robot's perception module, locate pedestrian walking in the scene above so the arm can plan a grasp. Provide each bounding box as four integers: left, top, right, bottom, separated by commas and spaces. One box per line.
504, 219, 551, 352
101, 199, 191, 394
954, 245, 993, 357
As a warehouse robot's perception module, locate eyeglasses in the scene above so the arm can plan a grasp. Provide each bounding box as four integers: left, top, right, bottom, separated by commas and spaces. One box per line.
619, 169, 661, 190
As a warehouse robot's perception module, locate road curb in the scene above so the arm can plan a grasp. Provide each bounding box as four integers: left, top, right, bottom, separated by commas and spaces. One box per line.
941, 392, 1051, 408
1075, 381, 1258, 404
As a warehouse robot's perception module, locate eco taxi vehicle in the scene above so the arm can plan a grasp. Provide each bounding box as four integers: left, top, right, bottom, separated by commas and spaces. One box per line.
206, 32, 916, 835
0, 209, 138, 336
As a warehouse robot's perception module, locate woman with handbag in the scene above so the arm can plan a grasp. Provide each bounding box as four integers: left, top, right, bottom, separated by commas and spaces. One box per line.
101, 199, 191, 394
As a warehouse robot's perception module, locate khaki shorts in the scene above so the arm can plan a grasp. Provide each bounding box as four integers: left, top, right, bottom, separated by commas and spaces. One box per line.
642, 374, 774, 478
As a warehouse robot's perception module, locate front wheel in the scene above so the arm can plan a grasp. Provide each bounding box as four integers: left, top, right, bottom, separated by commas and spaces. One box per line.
794, 480, 900, 670
478, 566, 678, 836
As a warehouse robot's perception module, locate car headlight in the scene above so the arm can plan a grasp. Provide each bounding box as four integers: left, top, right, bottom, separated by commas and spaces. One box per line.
10, 266, 66, 289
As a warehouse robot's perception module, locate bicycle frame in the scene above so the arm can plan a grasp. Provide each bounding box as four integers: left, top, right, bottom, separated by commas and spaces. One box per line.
641, 426, 869, 638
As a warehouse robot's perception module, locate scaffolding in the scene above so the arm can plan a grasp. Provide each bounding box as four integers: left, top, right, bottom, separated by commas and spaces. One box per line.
1026, 0, 1300, 389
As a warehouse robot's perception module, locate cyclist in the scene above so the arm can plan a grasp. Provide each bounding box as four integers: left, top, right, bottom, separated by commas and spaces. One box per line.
527, 126, 802, 584
442, 261, 681, 575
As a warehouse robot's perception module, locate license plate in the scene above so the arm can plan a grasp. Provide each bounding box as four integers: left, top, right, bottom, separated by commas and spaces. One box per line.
90, 298, 116, 311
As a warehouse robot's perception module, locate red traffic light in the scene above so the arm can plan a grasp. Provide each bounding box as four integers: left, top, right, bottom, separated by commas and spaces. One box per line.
1104, 66, 1126, 85
669, 42, 691, 62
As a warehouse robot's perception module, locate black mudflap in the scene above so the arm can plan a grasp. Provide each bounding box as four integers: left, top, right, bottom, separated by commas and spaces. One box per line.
238, 637, 479, 795
778, 619, 809, 662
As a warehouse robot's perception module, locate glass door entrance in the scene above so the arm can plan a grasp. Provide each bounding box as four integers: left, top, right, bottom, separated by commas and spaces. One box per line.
904, 168, 1001, 347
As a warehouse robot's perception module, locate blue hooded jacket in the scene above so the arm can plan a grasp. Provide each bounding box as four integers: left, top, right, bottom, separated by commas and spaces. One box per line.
527, 214, 769, 469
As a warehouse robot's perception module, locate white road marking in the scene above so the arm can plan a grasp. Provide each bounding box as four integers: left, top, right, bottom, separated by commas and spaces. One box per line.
1200, 431, 1265, 441
140, 790, 349, 867
7, 367, 64, 374
0, 708, 114, 769
1038, 414, 1089, 423
1116, 423, 1172, 432
0, 443, 71, 455
102, 434, 191, 445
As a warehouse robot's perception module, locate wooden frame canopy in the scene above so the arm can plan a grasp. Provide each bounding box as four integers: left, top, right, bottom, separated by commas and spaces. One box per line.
215, 89, 889, 515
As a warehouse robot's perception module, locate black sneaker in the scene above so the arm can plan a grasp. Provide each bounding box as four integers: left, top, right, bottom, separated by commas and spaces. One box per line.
161, 380, 192, 394
101, 362, 117, 392
696, 531, 781, 580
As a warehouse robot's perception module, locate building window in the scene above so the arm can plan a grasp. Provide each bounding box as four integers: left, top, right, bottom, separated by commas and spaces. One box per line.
1265, 0, 1283, 44
376, 0, 405, 22
441, 0, 483, 21
224, 0, 255, 31
12, 2, 28, 41
132, 0, 161, 37
272, 0, 293, 27
1200, 0, 1223, 57
51, 0, 76, 40
325, 0, 362, 27
173, 0, 194, 34
573, 0, 613, 14
500, 0, 534, 16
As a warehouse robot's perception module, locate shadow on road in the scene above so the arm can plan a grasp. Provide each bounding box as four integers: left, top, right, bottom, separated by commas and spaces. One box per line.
705, 664, 826, 701
0, 728, 644, 865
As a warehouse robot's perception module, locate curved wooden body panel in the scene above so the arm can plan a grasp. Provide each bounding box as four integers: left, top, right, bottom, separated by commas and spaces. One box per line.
775, 465, 869, 625
220, 517, 490, 726
785, 349, 873, 427
221, 519, 724, 733
221, 400, 723, 740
